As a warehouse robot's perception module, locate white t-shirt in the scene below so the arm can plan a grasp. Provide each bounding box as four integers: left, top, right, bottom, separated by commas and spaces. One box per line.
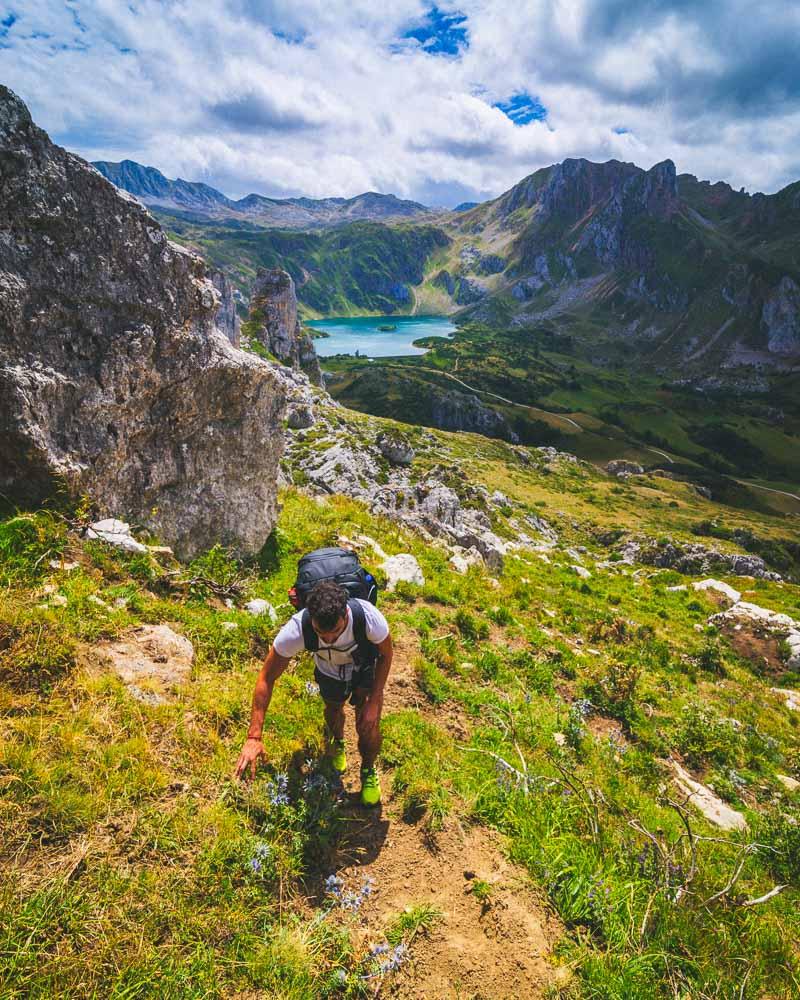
273, 599, 390, 680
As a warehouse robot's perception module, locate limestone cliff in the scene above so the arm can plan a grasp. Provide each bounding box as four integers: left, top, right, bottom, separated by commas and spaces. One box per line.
246, 268, 323, 384
0, 86, 285, 559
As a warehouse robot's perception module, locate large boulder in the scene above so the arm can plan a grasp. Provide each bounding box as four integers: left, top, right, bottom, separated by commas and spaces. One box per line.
0, 86, 285, 559
377, 430, 415, 466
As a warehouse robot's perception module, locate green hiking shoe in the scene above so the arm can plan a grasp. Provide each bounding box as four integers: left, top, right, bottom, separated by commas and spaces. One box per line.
329, 738, 347, 774
360, 766, 381, 807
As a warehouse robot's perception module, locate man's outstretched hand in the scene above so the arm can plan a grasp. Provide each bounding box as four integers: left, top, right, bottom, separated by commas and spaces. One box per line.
233, 737, 265, 781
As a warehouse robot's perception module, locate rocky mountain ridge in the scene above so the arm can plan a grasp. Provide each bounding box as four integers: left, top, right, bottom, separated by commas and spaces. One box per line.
244, 268, 322, 384
92, 160, 430, 228
429, 157, 800, 372
142, 153, 800, 376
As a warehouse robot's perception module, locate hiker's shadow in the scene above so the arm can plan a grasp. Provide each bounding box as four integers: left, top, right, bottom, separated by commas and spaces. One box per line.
303, 791, 390, 908
335, 793, 390, 869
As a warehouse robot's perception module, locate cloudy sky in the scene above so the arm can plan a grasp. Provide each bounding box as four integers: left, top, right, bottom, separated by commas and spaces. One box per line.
3, 1, 799, 206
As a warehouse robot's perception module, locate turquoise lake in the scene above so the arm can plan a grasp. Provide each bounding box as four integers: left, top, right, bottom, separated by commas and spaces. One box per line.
307, 315, 455, 357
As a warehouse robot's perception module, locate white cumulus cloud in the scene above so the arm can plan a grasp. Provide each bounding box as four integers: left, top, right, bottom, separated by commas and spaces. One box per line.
2, 0, 799, 205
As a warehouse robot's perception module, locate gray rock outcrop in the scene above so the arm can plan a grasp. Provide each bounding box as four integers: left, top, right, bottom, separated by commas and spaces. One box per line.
430, 388, 518, 442
617, 537, 781, 580
0, 86, 285, 559
761, 275, 800, 355
247, 268, 322, 384
606, 459, 645, 477
377, 430, 415, 466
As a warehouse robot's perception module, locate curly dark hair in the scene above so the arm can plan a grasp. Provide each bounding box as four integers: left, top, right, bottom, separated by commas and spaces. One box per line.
306, 580, 348, 630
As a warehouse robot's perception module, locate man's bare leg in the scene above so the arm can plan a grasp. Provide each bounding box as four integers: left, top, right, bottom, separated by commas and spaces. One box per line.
323, 700, 346, 742
354, 693, 382, 770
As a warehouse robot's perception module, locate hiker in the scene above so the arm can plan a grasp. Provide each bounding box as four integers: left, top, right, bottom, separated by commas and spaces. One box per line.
233, 578, 393, 806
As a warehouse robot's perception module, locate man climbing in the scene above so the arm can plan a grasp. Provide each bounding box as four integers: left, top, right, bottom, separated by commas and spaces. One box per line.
233, 579, 393, 806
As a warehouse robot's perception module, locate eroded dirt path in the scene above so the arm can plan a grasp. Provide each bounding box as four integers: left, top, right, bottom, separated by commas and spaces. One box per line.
327, 633, 561, 999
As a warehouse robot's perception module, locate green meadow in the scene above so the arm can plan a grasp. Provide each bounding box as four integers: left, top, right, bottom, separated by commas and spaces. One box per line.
1, 412, 798, 998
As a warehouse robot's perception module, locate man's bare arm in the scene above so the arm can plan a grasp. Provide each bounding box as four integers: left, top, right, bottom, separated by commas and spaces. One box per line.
232, 646, 290, 781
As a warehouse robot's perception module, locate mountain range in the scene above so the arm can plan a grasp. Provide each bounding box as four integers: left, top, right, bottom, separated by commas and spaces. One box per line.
92, 160, 430, 228
427, 157, 800, 373
121, 155, 799, 376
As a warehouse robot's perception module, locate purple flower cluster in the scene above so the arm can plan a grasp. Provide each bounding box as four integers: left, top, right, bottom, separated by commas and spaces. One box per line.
606, 733, 628, 756
495, 757, 525, 792
368, 942, 409, 976
495, 757, 548, 796
267, 772, 289, 807
305, 681, 320, 696
573, 698, 594, 718
303, 772, 330, 794
586, 878, 611, 913
325, 873, 375, 911
727, 768, 747, 789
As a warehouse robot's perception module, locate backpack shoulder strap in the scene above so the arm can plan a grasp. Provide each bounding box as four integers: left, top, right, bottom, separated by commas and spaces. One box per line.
300, 609, 319, 652
348, 599, 378, 665
348, 598, 366, 645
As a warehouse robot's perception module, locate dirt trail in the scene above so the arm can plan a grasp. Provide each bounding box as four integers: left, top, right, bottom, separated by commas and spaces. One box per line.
384, 364, 583, 432
328, 637, 561, 999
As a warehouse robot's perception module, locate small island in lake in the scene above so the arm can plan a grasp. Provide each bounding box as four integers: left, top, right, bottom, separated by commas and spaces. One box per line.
377, 323, 397, 331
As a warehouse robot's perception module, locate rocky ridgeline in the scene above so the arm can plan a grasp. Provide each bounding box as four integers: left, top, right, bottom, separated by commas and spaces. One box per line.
281, 390, 564, 571
0, 86, 285, 558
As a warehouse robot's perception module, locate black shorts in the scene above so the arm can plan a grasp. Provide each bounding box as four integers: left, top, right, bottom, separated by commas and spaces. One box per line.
314, 664, 375, 705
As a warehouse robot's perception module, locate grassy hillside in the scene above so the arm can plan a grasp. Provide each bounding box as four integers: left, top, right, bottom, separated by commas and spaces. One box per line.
324, 320, 800, 487
157, 211, 450, 318
1, 409, 799, 998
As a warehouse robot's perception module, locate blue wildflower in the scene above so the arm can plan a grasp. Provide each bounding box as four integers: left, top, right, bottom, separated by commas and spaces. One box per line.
325, 874, 343, 897
378, 943, 409, 974
267, 772, 290, 806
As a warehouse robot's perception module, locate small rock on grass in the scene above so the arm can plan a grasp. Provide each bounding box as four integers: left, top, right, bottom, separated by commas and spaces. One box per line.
670, 760, 748, 831
777, 774, 800, 792
244, 599, 278, 621
95, 624, 195, 702
49, 559, 79, 571
770, 688, 800, 712
692, 579, 741, 603
381, 554, 425, 592
570, 564, 591, 579
87, 518, 148, 554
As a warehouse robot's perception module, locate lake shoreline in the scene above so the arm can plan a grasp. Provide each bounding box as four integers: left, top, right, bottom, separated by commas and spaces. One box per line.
307, 314, 456, 358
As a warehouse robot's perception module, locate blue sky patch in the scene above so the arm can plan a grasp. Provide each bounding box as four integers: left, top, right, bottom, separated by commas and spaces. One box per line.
494, 93, 547, 125
1, 12, 17, 36
273, 28, 308, 46
403, 5, 468, 56
613, 126, 630, 134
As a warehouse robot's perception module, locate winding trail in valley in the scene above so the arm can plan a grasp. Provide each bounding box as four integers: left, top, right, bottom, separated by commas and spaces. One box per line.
644, 446, 674, 463
385, 364, 584, 431
381, 363, 800, 507
733, 480, 800, 504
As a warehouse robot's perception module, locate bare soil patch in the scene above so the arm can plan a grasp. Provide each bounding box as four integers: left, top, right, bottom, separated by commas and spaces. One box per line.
386, 623, 471, 741
335, 816, 561, 999
722, 625, 785, 676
